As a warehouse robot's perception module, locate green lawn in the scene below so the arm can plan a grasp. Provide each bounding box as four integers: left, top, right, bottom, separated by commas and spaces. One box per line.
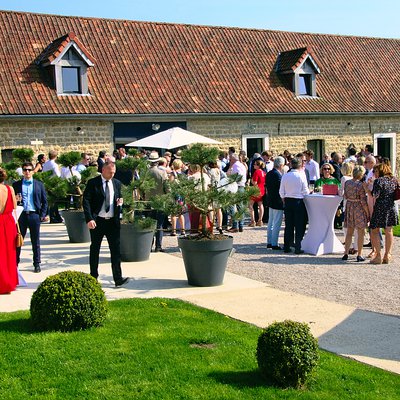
0, 298, 399, 399
393, 224, 400, 237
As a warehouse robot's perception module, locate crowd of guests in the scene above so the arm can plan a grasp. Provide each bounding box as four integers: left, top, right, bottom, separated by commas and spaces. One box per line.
135, 144, 399, 264
1, 143, 399, 295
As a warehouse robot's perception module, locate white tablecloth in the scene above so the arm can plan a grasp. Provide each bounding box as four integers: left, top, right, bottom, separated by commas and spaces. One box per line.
301, 194, 344, 255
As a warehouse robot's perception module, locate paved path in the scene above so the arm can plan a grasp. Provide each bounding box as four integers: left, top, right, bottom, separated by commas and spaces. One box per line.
1, 223, 399, 375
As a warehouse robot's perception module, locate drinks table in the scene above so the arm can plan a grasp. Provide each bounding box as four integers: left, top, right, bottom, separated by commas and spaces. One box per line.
301, 194, 344, 255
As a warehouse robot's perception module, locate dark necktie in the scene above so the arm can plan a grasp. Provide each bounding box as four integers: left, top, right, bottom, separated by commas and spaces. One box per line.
105, 180, 110, 213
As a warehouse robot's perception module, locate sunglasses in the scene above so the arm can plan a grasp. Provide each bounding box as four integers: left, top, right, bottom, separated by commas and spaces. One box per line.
322, 168, 331, 171
22, 168, 33, 172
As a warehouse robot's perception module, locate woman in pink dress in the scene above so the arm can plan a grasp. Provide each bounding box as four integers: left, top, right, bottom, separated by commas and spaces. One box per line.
248, 160, 266, 227
0, 168, 18, 294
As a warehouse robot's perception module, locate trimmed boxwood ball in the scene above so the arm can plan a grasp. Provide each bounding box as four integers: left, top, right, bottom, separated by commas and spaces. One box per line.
30, 271, 108, 332
256, 320, 319, 388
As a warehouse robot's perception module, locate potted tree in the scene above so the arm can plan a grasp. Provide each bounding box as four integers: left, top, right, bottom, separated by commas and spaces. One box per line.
56, 151, 98, 243
152, 144, 258, 286
116, 155, 157, 262
1, 148, 35, 182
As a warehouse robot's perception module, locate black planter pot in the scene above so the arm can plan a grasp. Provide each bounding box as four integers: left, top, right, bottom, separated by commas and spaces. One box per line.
61, 210, 91, 243
178, 235, 234, 287
120, 223, 155, 262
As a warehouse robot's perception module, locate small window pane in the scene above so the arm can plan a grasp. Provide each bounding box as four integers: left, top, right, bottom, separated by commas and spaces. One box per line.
298, 74, 312, 96
298, 75, 308, 95
62, 67, 80, 93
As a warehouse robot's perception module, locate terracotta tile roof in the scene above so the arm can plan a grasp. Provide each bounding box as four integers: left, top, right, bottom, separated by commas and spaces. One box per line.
36, 31, 95, 66
0, 10, 399, 116
276, 47, 320, 73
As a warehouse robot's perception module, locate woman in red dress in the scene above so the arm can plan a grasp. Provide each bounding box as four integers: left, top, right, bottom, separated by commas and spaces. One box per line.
248, 160, 266, 227
0, 168, 18, 294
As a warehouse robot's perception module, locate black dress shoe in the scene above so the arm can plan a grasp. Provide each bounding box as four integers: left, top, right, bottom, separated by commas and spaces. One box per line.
283, 248, 292, 253
267, 244, 272, 248
294, 249, 304, 255
115, 277, 130, 287
342, 254, 349, 261
272, 245, 282, 250
155, 247, 165, 253
34, 264, 41, 273
357, 255, 365, 262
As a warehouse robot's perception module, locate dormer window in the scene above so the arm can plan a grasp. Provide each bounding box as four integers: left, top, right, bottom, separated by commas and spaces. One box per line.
37, 32, 95, 96
275, 47, 320, 98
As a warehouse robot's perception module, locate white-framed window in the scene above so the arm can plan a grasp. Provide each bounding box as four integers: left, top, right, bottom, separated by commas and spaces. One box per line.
373, 132, 397, 174
61, 66, 80, 93
241, 133, 270, 157
294, 61, 317, 97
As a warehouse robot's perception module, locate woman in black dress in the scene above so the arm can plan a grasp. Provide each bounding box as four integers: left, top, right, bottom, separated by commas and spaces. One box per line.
369, 163, 399, 264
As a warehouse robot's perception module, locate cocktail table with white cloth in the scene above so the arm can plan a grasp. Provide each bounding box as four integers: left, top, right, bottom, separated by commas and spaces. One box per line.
301, 194, 344, 255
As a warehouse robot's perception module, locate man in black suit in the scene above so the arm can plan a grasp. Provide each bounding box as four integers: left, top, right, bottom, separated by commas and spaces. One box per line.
83, 161, 129, 287
13, 162, 48, 273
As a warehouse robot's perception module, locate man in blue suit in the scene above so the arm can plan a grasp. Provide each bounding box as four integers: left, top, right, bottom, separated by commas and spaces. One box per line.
13, 162, 48, 273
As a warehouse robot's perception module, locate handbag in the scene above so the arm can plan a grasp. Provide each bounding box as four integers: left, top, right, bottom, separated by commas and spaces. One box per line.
14, 209, 24, 248
394, 180, 400, 201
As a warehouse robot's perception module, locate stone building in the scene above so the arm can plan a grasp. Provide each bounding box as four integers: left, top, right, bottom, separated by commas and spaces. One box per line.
0, 10, 399, 169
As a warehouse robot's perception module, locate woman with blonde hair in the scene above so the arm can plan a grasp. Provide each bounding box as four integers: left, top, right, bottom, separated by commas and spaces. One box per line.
0, 168, 18, 294
368, 163, 399, 264
341, 166, 369, 262
340, 162, 357, 254
314, 163, 341, 190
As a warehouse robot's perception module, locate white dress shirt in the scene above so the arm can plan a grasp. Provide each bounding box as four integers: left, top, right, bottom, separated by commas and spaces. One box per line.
98, 177, 115, 218
305, 159, 320, 182
279, 169, 309, 199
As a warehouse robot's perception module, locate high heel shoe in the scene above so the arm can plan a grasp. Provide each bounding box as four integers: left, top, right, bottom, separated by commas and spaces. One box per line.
382, 254, 391, 264
356, 255, 365, 262
369, 255, 382, 264
341, 254, 348, 261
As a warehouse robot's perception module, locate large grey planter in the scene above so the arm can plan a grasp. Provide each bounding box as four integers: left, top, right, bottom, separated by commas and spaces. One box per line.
61, 210, 91, 243
120, 224, 155, 262
178, 235, 234, 287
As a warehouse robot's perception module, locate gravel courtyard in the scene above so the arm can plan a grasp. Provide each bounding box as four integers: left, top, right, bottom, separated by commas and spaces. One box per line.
163, 224, 400, 316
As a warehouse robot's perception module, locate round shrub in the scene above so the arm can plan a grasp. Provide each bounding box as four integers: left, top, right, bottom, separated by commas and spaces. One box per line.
30, 271, 108, 332
256, 320, 319, 388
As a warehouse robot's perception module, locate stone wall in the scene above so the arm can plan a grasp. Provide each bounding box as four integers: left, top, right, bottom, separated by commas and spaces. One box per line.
187, 115, 400, 162
1, 116, 399, 168
0, 119, 114, 162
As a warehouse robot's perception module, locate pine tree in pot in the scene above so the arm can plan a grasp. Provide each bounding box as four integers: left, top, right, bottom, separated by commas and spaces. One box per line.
1, 148, 35, 182
56, 151, 98, 243
151, 143, 258, 286
116, 154, 157, 262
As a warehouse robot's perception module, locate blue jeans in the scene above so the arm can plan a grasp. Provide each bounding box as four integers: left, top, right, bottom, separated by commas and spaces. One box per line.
267, 208, 284, 246
230, 186, 245, 229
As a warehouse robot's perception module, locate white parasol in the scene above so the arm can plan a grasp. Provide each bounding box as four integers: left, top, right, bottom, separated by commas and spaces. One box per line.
125, 127, 220, 149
